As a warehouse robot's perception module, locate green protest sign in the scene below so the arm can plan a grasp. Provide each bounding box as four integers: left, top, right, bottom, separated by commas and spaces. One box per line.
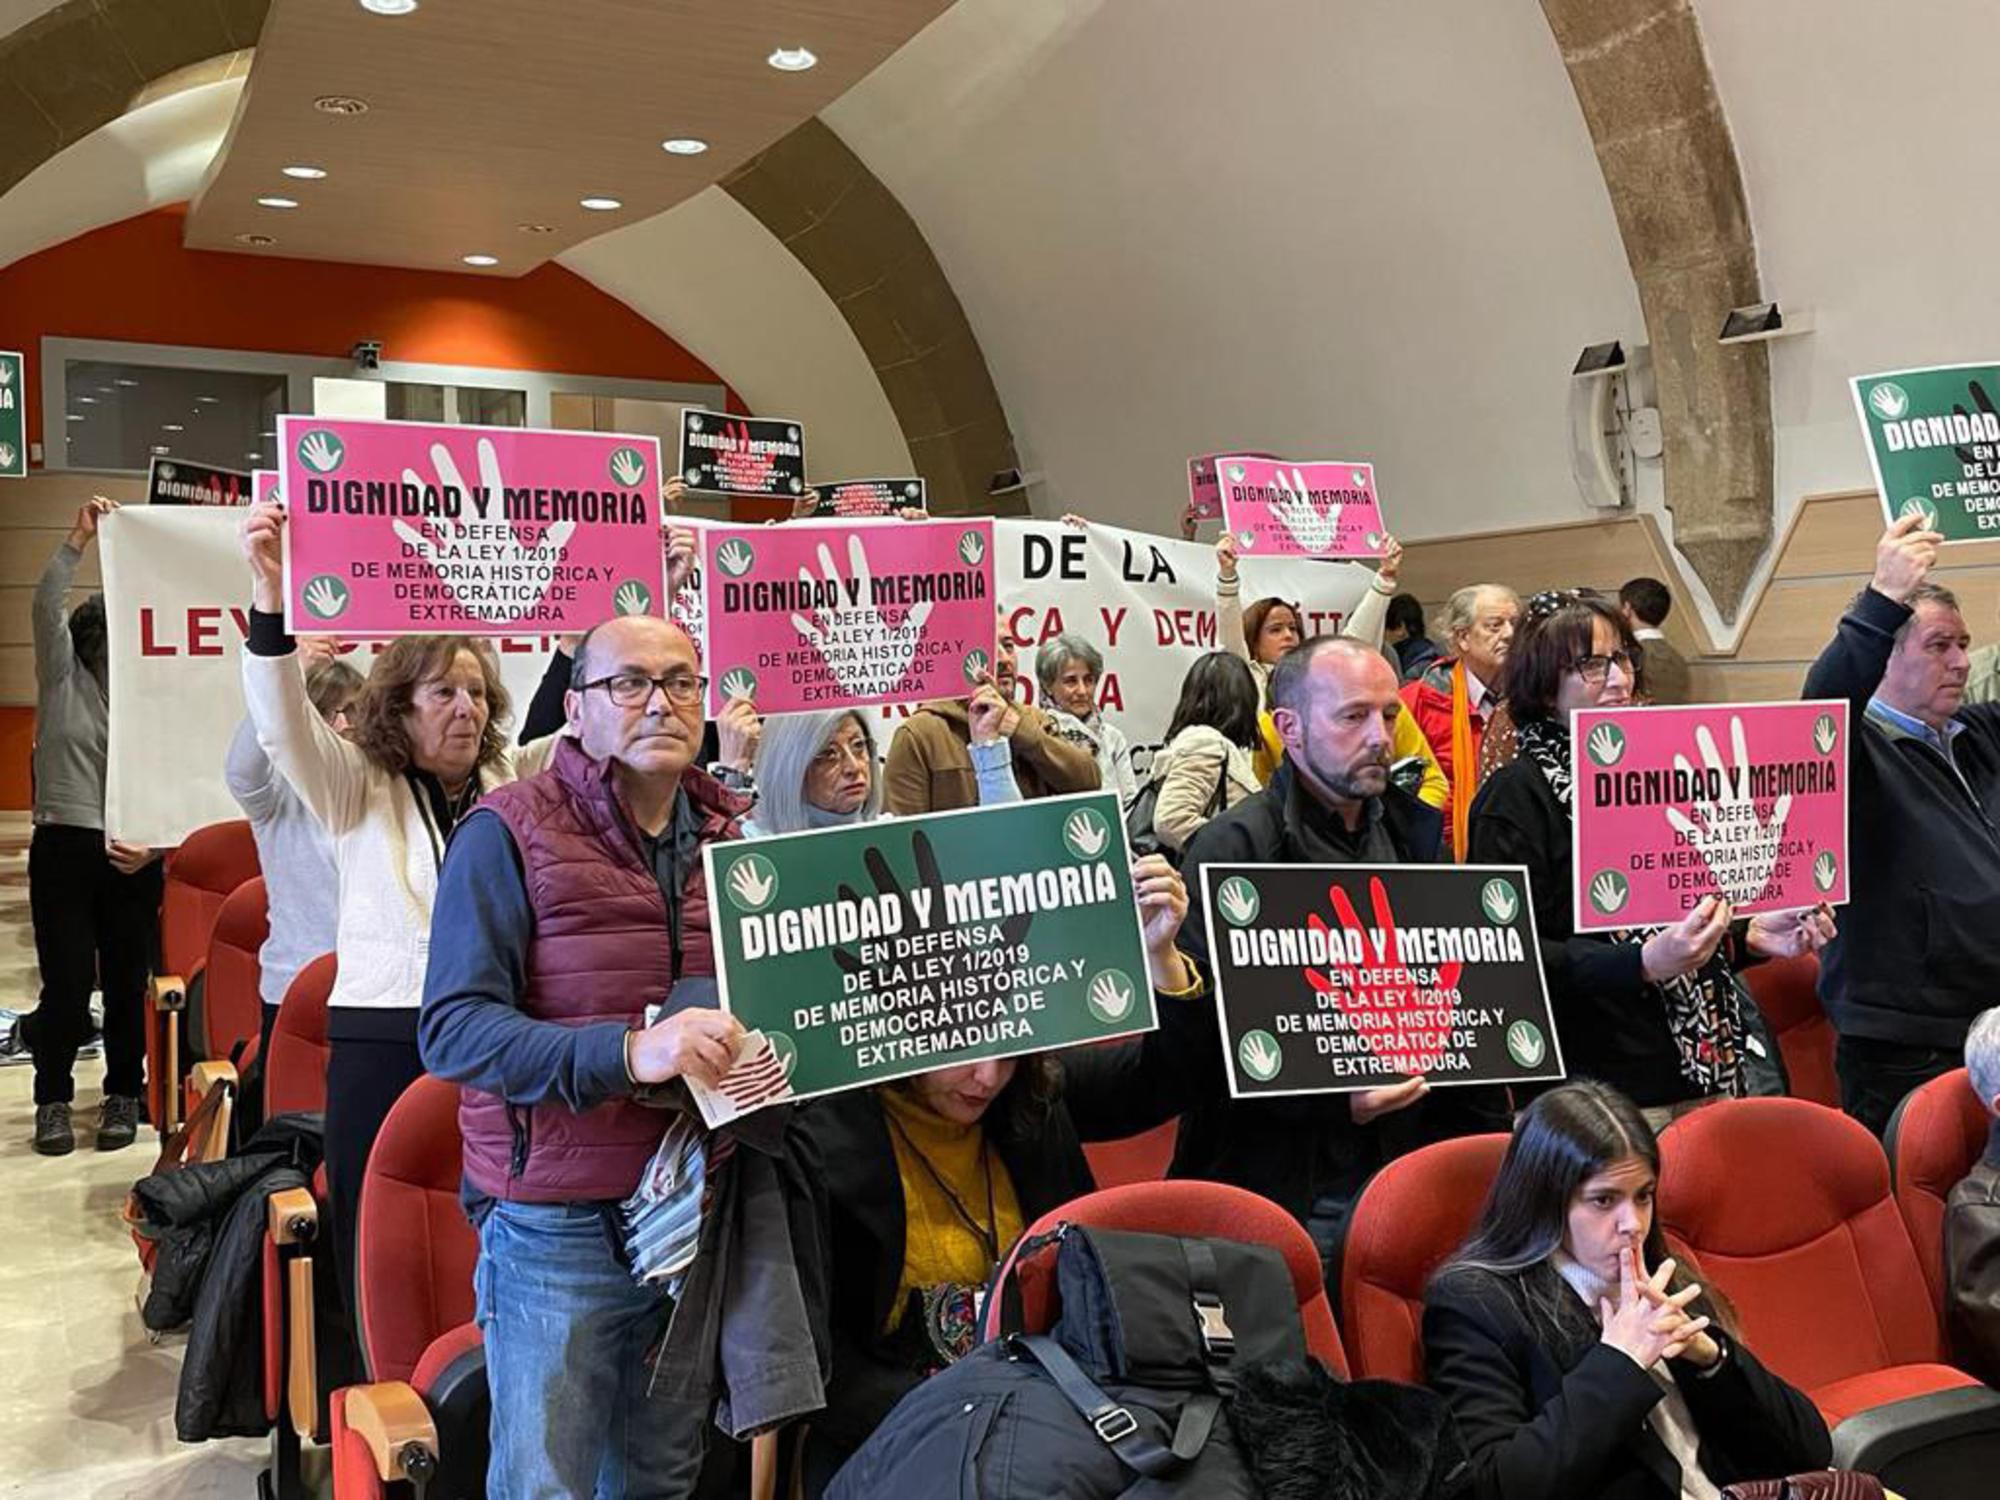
0, 351, 25, 478
704, 792, 1154, 1101
1202, 862, 1562, 1098
1851, 362, 2000, 542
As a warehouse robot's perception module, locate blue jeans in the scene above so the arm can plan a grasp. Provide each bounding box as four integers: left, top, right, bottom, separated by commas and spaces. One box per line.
476, 1199, 710, 1499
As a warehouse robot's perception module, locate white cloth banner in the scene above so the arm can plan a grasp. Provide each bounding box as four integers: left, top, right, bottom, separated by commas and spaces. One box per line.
101, 510, 1368, 845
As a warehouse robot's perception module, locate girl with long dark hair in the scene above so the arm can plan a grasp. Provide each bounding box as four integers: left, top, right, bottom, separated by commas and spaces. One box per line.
1424, 1081, 1830, 1499
1146, 651, 1265, 850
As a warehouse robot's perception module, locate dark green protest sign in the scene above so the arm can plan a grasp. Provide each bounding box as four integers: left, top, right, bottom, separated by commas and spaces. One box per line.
1200, 863, 1562, 1098
1851, 362, 2000, 542
704, 792, 1154, 1101
0, 350, 24, 479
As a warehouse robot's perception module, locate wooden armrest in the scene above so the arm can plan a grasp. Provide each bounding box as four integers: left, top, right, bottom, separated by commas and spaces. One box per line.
150, 974, 187, 1011
190, 1059, 236, 1094
267, 1187, 318, 1246
342, 1381, 439, 1482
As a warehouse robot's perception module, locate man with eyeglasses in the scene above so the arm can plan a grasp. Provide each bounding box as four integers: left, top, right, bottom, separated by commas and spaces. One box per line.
421, 612, 817, 1495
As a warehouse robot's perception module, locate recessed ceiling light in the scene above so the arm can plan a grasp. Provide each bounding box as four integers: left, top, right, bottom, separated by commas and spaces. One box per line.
66, 414, 84, 423
579, 196, 622, 211
313, 95, 370, 115
95, 386, 113, 394
257, 196, 299, 210
196, 395, 220, 404
767, 47, 817, 71
76, 396, 96, 405
235, 232, 277, 246
462, 254, 499, 267
358, 0, 418, 14
162, 423, 185, 432
260, 430, 276, 438
246, 452, 265, 460
517, 222, 556, 234
662, 137, 709, 156
281, 164, 328, 180
115, 378, 139, 387
150, 445, 170, 456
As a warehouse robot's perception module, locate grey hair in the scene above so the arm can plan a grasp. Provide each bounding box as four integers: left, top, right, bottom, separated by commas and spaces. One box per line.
1035, 632, 1104, 695
750, 709, 883, 835
1893, 582, 1962, 648
1440, 584, 1519, 640
1967, 1007, 2000, 1113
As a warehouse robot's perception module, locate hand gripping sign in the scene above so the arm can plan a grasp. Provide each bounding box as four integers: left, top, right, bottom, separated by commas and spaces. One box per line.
1215, 456, 1389, 560
1203, 863, 1561, 1097
279, 416, 666, 636
1570, 701, 1849, 932
701, 518, 998, 716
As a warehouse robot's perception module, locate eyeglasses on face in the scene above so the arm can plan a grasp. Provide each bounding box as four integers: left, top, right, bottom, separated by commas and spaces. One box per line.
580, 671, 707, 708
1569, 649, 1638, 686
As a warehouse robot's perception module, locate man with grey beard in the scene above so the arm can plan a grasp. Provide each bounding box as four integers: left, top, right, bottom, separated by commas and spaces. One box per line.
1167, 636, 1488, 1283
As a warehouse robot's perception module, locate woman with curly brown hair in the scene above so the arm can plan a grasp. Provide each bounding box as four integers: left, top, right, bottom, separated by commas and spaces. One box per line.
238, 500, 561, 1321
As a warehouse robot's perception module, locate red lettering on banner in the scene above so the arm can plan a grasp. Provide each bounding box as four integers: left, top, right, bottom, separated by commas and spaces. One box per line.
139, 608, 170, 657
1099, 673, 1123, 713
1155, 609, 1216, 647
1099, 607, 1126, 647
229, 608, 250, 638
188, 608, 222, 657
1006, 606, 1066, 646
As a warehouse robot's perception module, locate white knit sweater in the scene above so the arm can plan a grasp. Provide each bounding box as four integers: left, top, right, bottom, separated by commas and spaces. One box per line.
241, 649, 557, 1016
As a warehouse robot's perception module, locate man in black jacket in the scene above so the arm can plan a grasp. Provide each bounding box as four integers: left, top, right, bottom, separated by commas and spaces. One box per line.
1802, 513, 2000, 1134
1946, 1006, 2000, 1386
1176, 635, 1493, 1278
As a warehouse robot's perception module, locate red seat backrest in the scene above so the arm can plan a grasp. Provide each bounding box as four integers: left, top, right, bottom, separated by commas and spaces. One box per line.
1660, 1097, 1944, 1393
1889, 1068, 1991, 1311
356, 1075, 475, 1386
159, 820, 260, 979
1340, 1134, 1509, 1383
983, 1180, 1347, 1377
266, 954, 334, 1118
1742, 954, 1838, 1108
1082, 1120, 1178, 1190
200, 878, 268, 1065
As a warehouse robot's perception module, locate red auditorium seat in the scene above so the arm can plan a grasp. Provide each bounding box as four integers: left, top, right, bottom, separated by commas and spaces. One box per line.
1082, 1119, 1178, 1190
981, 1179, 1347, 1376
264, 953, 335, 1120
1660, 1097, 2000, 1487
1886, 1067, 1992, 1314
1340, 1134, 1509, 1383
1741, 953, 1838, 1108
177, 878, 269, 1159
147, 819, 259, 1133
328, 1075, 486, 1499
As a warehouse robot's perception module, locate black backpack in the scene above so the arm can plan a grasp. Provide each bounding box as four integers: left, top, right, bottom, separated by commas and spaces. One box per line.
1126, 763, 1229, 865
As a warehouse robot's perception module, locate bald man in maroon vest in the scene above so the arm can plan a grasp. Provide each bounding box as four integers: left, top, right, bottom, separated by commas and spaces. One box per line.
420, 615, 769, 1497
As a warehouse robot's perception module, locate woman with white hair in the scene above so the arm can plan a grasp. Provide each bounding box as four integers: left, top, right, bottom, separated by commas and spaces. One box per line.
747, 703, 1020, 838
1034, 631, 1138, 804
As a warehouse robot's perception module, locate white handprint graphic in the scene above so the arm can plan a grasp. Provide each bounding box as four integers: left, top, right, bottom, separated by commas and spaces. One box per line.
608, 447, 648, 487
957, 530, 986, 567
726, 855, 777, 911
0, 442, 15, 470
719, 668, 757, 702
1062, 809, 1109, 859
612, 580, 652, 617
302, 575, 351, 621
1480, 879, 1519, 924
715, 540, 755, 579
788, 534, 934, 701
1812, 850, 1839, 893
1217, 878, 1260, 927
1269, 466, 1342, 553
391, 437, 575, 625
1237, 1030, 1283, 1083
1663, 717, 1792, 908
1590, 871, 1630, 916
1586, 723, 1626, 767
1087, 971, 1135, 1023
1812, 714, 1839, 755
298, 431, 344, 474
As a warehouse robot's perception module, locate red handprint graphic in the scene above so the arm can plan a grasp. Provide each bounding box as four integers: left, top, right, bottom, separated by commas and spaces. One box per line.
718, 420, 778, 494
1304, 876, 1461, 1075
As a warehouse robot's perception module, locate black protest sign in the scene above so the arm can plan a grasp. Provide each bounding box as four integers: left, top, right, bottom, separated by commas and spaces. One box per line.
679, 409, 806, 497
1201, 863, 1562, 1097
148, 457, 252, 507
810, 478, 928, 518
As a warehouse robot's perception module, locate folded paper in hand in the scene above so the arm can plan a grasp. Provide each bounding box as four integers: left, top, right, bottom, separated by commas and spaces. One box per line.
684, 1028, 796, 1129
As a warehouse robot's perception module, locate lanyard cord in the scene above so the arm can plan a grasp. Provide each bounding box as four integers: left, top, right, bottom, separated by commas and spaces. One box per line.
887, 1110, 1000, 1264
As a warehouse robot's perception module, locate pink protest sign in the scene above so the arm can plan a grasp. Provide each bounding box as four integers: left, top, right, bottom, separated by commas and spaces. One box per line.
1187, 450, 1277, 523
277, 416, 664, 636
1569, 700, 1849, 932
254, 469, 280, 507
1216, 456, 1388, 559
702, 519, 997, 716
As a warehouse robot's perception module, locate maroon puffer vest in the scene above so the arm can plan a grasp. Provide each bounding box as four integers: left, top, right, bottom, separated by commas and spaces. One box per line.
459, 736, 745, 1202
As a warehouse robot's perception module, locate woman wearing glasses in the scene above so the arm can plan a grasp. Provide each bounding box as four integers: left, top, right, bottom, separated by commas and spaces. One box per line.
1466, 593, 1834, 1121
238, 500, 569, 1330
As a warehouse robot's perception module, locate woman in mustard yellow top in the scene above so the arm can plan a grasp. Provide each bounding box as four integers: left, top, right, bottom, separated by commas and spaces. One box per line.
800, 854, 1212, 1493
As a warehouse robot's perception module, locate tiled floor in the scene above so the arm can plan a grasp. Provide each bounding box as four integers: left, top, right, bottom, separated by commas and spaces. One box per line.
0, 816, 268, 1497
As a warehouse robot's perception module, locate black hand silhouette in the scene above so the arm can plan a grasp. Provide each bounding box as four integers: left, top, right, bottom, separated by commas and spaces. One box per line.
1950, 379, 1999, 465
831, 827, 1033, 976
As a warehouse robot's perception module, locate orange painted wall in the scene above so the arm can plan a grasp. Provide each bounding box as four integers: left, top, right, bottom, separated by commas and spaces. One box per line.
0, 205, 737, 453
